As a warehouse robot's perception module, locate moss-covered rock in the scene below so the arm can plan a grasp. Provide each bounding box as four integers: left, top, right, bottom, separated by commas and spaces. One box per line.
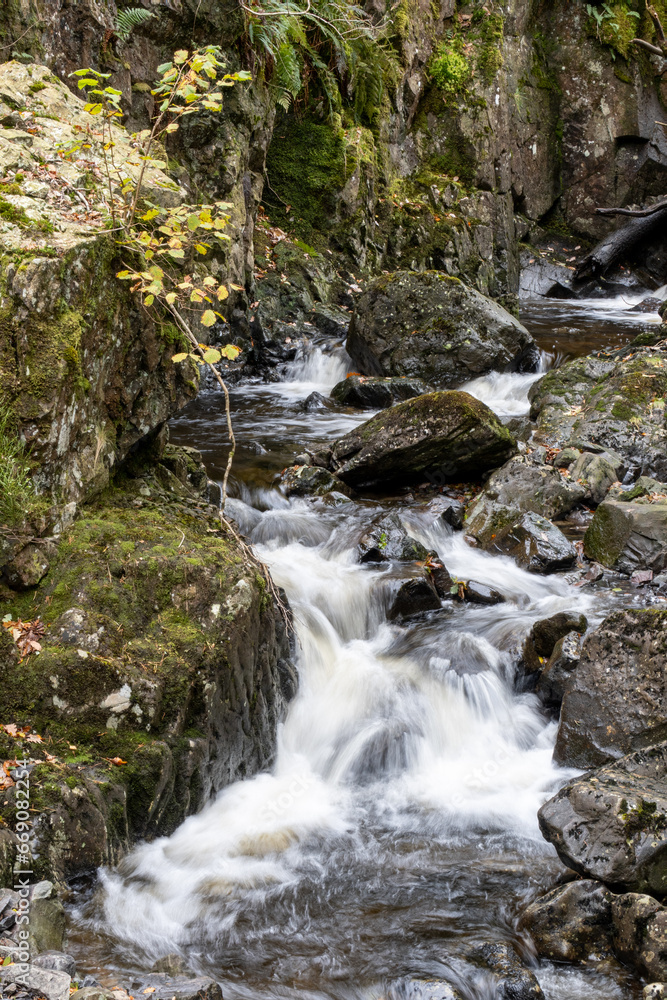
0, 462, 295, 887
319, 389, 516, 489
346, 271, 538, 388
584, 498, 667, 574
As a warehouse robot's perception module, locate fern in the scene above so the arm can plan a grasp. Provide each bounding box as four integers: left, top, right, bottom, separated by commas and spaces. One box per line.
243, 0, 398, 122
115, 7, 154, 43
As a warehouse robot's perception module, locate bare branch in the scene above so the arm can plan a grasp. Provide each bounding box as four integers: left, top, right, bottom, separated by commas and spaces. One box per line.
596, 197, 667, 218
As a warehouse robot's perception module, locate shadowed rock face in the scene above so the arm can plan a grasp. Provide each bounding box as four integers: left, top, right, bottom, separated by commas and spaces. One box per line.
346, 271, 538, 388
519, 880, 615, 963
584, 499, 667, 575
320, 391, 516, 489
554, 609, 667, 768
539, 741, 667, 895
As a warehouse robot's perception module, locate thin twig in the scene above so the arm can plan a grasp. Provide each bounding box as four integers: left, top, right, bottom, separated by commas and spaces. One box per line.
596, 197, 667, 218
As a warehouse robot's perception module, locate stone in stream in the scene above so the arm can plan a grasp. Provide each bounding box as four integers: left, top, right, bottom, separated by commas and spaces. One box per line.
280, 464, 354, 498
528, 338, 667, 480
535, 632, 583, 709
569, 449, 624, 506
612, 892, 667, 981
317, 391, 516, 489
583, 498, 667, 575
644, 984, 667, 999
553, 609, 667, 767
472, 510, 576, 574
388, 578, 441, 619
0, 963, 71, 1000
357, 511, 429, 563
539, 740, 667, 894
33, 951, 77, 977
330, 374, 434, 409
522, 611, 588, 675
518, 880, 615, 962
345, 271, 539, 388
470, 941, 544, 999
125, 975, 223, 1000
387, 980, 463, 1000
465, 454, 586, 537
464, 581, 505, 605
300, 390, 339, 411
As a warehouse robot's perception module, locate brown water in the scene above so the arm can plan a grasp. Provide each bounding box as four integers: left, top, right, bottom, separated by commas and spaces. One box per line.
66, 292, 663, 1000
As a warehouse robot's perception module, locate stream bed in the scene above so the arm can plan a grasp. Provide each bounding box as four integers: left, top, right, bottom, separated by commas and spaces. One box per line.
68, 289, 665, 1000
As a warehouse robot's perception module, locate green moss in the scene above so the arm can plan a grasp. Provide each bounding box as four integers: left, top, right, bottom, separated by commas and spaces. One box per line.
0, 195, 54, 234
429, 40, 471, 95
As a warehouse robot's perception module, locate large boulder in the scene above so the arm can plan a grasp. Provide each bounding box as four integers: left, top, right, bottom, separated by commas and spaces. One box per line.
612, 892, 667, 981
318, 391, 516, 489
554, 609, 667, 768
528, 339, 667, 480
583, 498, 667, 575
518, 880, 615, 962
345, 271, 538, 388
538, 741, 667, 895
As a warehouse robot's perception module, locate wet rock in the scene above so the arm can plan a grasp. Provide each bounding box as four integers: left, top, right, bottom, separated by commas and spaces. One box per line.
518, 880, 614, 962
387, 979, 463, 1000
357, 512, 428, 563
159, 445, 209, 499
32, 952, 76, 978
554, 609, 667, 767
569, 450, 623, 506
619, 476, 667, 502
465, 455, 586, 536
4, 544, 51, 590
331, 375, 434, 409
644, 985, 667, 999
536, 632, 583, 709
0, 964, 71, 1000
428, 558, 454, 598
323, 391, 516, 489
464, 581, 505, 605
70, 990, 115, 1000
522, 612, 588, 675
472, 941, 543, 999
612, 893, 667, 981
28, 882, 66, 954
300, 391, 338, 412
528, 341, 667, 480
583, 499, 667, 575
475, 511, 577, 574
554, 447, 581, 469
346, 271, 538, 388
388, 578, 441, 620
280, 465, 354, 498
126, 975, 222, 1000
539, 740, 667, 894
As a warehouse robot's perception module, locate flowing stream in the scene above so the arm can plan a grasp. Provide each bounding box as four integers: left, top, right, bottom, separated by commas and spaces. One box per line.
69, 286, 666, 1000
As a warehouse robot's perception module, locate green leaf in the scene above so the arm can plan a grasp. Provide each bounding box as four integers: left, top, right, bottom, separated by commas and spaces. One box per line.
174, 49, 189, 64
202, 348, 221, 363
165, 292, 177, 304
171, 352, 188, 362
165, 122, 179, 133
200, 310, 217, 327
144, 294, 155, 306
187, 213, 200, 231
157, 62, 173, 73
220, 343, 241, 360
168, 249, 185, 259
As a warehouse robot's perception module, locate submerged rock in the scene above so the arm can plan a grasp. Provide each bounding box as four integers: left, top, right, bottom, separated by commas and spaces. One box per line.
331, 375, 434, 409
346, 271, 538, 388
464, 581, 505, 605
320, 391, 516, 489
583, 498, 667, 575
539, 740, 667, 894
124, 975, 222, 1000
554, 609, 667, 767
471, 941, 544, 999
518, 880, 614, 962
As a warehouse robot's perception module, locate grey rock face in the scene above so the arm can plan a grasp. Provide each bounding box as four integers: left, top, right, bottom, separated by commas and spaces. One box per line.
475, 510, 577, 574
536, 632, 583, 709
388, 578, 441, 619
584, 499, 667, 575
539, 741, 667, 894
346, 271, 538, 388
554, 609, 667, 767
280, 465, 354, 498
357, 512, 428, 563
569, 450, 623, 506
518, 880, 614, 962
0, 964, 71, 1000
321, 391, 516, 489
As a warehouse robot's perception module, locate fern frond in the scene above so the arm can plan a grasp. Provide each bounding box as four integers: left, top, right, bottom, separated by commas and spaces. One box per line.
115, 7, 154, 43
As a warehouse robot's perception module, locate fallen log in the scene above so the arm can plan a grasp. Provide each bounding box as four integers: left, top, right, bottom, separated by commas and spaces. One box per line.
573, 204, 667, 281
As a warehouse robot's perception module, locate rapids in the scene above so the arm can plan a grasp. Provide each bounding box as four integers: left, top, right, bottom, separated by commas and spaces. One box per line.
68, 288, 665, 1000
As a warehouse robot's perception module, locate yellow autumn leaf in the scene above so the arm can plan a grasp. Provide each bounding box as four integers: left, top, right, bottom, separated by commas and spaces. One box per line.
200, 310, 217, 327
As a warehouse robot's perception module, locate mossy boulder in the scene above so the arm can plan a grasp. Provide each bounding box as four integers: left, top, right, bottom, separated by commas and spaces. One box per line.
345, 271, 538, 388
583, 498, 667, 575
539, 740, 667, 895
0, 463, 295, 887
529, 338, 667, 479
319, 390, 516, 489
553, 609, 667, 768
